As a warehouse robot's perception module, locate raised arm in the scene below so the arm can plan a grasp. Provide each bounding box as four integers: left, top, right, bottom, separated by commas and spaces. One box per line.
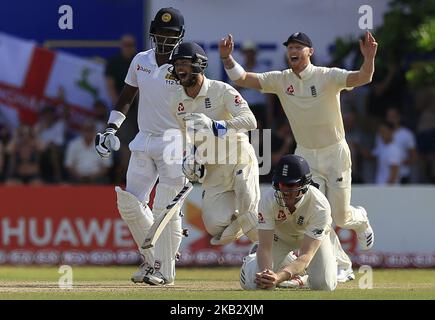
346, 31, 378, 88
219, 34, 263, 90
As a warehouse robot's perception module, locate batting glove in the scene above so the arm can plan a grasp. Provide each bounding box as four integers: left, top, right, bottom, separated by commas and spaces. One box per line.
95, 128, 120, 158
183, 113, 227, 138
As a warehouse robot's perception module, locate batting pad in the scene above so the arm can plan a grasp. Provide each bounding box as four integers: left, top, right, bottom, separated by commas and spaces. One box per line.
152, 183, 184, 283
115, 186, 154, 264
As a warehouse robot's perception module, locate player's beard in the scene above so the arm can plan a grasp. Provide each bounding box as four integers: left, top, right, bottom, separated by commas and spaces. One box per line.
181, 73, 200, 88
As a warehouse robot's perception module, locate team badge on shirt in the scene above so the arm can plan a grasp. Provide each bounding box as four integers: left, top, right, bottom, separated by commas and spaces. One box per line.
177, 103, 185, 112
258, 212, 265, 224
297, 216, 305, 225
286, 85, 295, 95
277, 210, 287, 221
165, 72, 178, 81
234, 95, 242, 106
310, 85, 317, 97
205, 97, 211, 108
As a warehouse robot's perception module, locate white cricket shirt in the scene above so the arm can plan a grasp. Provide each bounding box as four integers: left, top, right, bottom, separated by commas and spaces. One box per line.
258, 63, 353, 149
373, 142, 402, 184
125, 49, 180, 135
257, 186, 332, 246
173, 76, 256, 164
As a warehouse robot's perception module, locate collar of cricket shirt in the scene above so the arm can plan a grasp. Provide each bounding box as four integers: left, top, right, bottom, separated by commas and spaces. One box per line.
293, 187, 310, 212
298, 63, 315, 81
181, 76, 210, 101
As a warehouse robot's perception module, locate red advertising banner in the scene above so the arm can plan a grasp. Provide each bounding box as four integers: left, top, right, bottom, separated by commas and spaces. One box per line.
1, 185, 435, 268
0, 186, 139, 265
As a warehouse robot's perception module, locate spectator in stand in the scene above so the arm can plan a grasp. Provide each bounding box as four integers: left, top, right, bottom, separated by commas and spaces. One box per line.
260, 119, 296, 183
386, 107, 418, 183
415, 90, 435, 183
0, 123, 11, 182
370, 121, 403, 185
64, 121, 112, 184
105, 34, 139, 184
5, 125, 44, 185
237, 41, 274, 128
34, 106, 65, 183
0, 136, 4, 182
93, 99, 109, 133
343, 109, 365, 183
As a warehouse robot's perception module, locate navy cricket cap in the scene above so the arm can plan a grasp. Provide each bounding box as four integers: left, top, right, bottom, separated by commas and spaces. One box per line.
283, 32, 313, 48
151, 7, 184, 32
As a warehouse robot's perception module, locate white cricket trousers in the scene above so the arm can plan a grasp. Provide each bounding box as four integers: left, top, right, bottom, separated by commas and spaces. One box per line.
272, 233, 337, 291
201, 143, 260, 237
295, 139, 368, 232
125, 131, 186, 283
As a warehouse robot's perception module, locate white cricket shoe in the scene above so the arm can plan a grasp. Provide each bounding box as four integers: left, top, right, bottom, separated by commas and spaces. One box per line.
131, 261, 154, 283
277, 275, 309, 289
143, 271, 174, 286
356, 206, 374, 250
337, 267, 355, 283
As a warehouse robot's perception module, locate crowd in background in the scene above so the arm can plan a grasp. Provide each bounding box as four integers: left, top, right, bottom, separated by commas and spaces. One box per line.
0, 34, 434, 186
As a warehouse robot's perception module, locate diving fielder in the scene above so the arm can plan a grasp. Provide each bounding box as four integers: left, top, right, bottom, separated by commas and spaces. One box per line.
95, 7, 187, 285
169, 42, 259, 244
240, 154, 337, 291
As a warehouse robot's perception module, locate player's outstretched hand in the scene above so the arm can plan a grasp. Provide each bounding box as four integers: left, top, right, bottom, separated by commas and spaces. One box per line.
219, 34, 234, 59
360, 31, 378, 60
95, 128, 120, 158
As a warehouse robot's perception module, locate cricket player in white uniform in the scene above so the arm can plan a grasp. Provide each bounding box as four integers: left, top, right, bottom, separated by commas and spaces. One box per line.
220, 31, 377, 280
95, 7, 187, 285
168, 42, 259, 244
240, 154, 337, 291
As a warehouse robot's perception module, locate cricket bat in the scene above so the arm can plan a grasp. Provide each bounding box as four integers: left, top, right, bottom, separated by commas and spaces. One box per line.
141, 182, 193, 249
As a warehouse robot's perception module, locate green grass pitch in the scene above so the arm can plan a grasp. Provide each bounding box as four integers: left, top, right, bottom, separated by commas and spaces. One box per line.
1, 266, 435, 300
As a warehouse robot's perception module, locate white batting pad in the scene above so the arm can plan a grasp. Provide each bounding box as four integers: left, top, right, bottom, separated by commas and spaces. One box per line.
115, 186, 154, 264
152, 183, 184, 283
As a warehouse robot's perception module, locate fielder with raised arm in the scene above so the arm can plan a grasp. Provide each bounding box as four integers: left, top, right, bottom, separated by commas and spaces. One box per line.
240, 154, 337, 291
168, 42, 260, 245
220, 31, 377, 281
95, 7, 187, 286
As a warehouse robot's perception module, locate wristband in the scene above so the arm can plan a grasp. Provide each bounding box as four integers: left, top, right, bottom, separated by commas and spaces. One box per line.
212, 120, 228, 138
107, 110, 126, 129
225, 62, 245, 81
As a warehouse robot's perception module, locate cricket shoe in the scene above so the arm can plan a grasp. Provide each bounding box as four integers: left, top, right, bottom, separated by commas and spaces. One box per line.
277, 275, 309, 289
143, 271, 174, 286
131, 261, 155, 283
337, 267, 355, 283
356, 206, 374, 250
